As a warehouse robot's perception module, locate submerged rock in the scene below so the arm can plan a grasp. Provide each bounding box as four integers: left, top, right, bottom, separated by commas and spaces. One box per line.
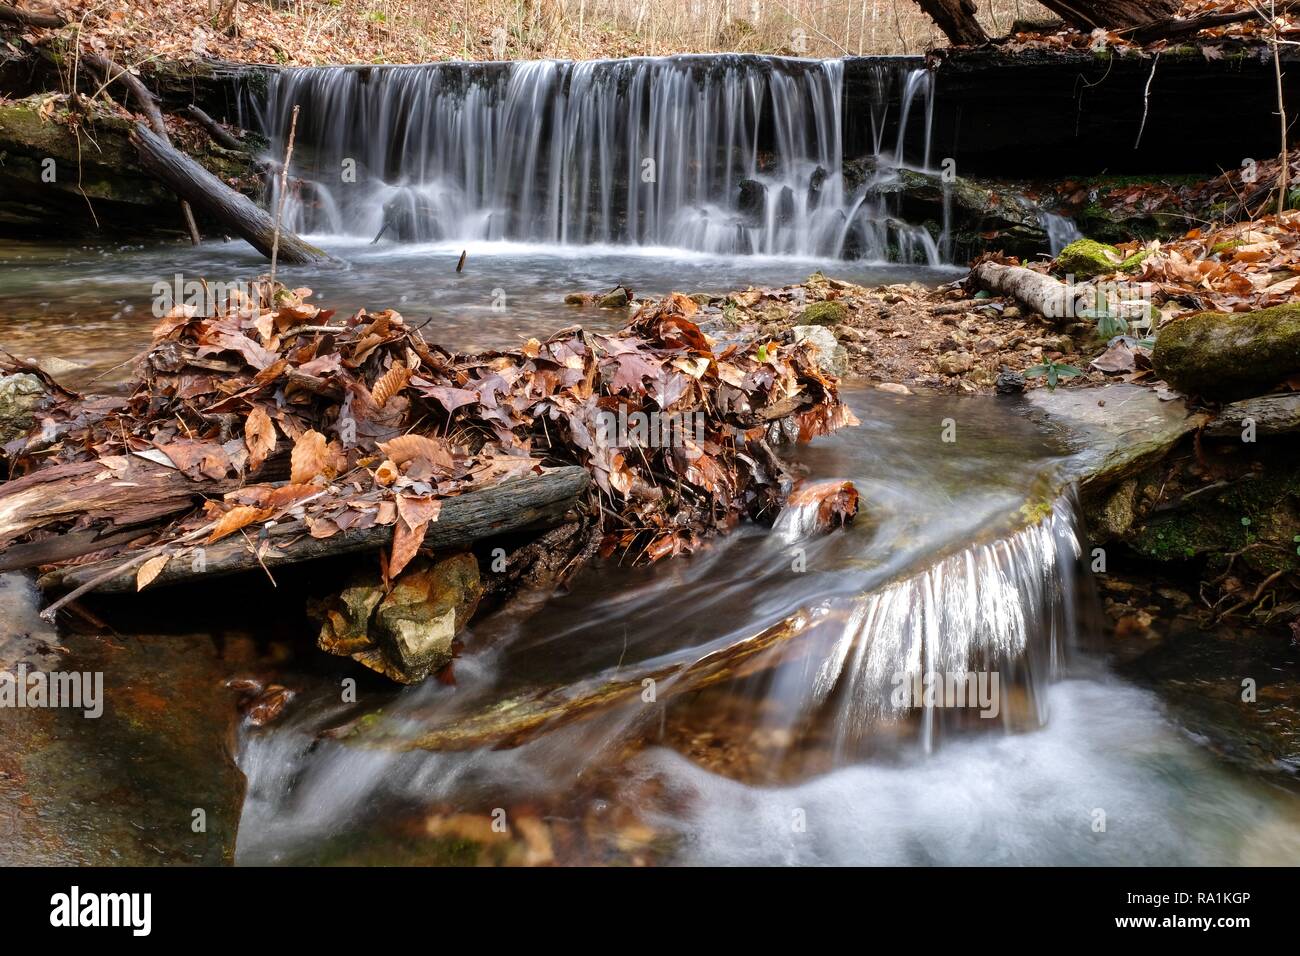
1152, 303, 1300, 402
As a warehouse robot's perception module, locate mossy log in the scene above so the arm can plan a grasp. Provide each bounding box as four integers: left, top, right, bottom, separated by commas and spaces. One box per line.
1152, 303, 1300, 403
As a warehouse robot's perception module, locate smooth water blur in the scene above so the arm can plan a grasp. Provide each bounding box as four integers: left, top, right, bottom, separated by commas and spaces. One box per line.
231, 386, 1300, 866
0, 237, 957, 388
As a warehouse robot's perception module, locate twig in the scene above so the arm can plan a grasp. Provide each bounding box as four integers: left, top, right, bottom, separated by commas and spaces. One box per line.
269, 104, 300, 288
1134, 53, 1160, 151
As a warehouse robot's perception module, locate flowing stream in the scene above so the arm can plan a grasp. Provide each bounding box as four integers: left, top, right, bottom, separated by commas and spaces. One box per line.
2, 54, 1299, 867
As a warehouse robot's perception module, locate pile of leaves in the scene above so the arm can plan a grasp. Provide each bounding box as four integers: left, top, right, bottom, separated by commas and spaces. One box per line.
4, 282, 857, 583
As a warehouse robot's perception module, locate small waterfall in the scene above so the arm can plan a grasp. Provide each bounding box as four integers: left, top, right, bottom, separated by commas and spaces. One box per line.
1041, 212, 1083, 255
251, 56, 945, 264
803, 496, 1090, 755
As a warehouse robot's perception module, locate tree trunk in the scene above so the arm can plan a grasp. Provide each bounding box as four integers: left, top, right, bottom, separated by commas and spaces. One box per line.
130, 123, 334, 265
37, 467, 591, 593
914, 0, 989, 45
1034, 0, 1181, 31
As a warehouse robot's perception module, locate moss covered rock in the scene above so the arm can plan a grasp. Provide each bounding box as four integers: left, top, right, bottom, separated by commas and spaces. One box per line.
798, 300, 849, 326
1152, 303, 1300, 402
1053, 238, 1147, 278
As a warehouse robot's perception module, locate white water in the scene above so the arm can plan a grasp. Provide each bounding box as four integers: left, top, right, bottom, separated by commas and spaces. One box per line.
252, 56, 943, 263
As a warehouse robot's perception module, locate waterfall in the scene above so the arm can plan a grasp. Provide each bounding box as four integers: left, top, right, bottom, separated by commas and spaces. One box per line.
1041, 211, 1084, 255
251, 56, 944, 264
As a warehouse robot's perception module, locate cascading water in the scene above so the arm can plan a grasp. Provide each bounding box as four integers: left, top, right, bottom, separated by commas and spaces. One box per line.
251, 56, 945, 264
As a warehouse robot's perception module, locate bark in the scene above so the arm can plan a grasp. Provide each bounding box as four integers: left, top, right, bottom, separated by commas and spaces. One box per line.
914, 0, 989, 46
185, 104, 242, 150
37, 466, 591, 593
130, 123, 334, 265
971, 261, 1084, 319
1034, 0, 1181, 31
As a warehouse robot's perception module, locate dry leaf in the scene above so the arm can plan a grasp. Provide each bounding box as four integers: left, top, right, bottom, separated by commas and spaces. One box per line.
290, 429, 331, 485
244, 405, 277, 472
209, 505, 274, 543
389, 517, 429, 577
372, 362, 411, 408
378, 434, 454, 469
136, 554, 171, 591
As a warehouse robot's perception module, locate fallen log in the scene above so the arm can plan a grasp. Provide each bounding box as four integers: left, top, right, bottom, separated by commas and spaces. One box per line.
1034, 0, 1180, 31
39, 466, 591, 593
328, 604, 824, 751
0, 3, 65, 28
185, 104, 243, 150
971, 260, 1084, 319
129, 123, 334, 265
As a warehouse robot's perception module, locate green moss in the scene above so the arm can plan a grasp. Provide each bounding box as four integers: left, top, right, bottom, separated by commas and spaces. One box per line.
1054, 238, 1147, 279
1151, 302, 1300, 402
797, 300, 849, 327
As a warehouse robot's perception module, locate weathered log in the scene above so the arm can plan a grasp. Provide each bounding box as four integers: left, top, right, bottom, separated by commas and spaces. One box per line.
328, 604, 823, 751
0, 456, 244, 550
0, 3, 65, 28
81, 53, 202, 245
915, 0, 990, 46
39, 466, 591, 593
1034, 0, 1181, 31
971, 260, 1084, 319
185, 104, 242, 150
129, 123, 334, 265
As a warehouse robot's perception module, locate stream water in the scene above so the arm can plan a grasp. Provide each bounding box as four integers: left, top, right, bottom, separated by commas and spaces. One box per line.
2, 50, 1298, 867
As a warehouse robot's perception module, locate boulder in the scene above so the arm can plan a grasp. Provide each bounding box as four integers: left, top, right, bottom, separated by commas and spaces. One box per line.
1152, 303, 1300, 403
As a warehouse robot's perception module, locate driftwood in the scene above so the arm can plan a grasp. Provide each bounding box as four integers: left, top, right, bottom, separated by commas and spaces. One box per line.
971, 260, 1083, 319
130, 123, 334, 265
185, 104, 243, 150
38, 466, 591, 593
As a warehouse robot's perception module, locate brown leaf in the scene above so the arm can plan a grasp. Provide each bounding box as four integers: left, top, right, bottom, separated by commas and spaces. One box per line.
389, 516, 429, 577
372, 362, 412, 408
378, 434, 454, 470
244, 405, 277, 472
136, 554, 171, 591
208, 505, 274, 543
396, 494, 442, 528
290, 429, 331, 485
